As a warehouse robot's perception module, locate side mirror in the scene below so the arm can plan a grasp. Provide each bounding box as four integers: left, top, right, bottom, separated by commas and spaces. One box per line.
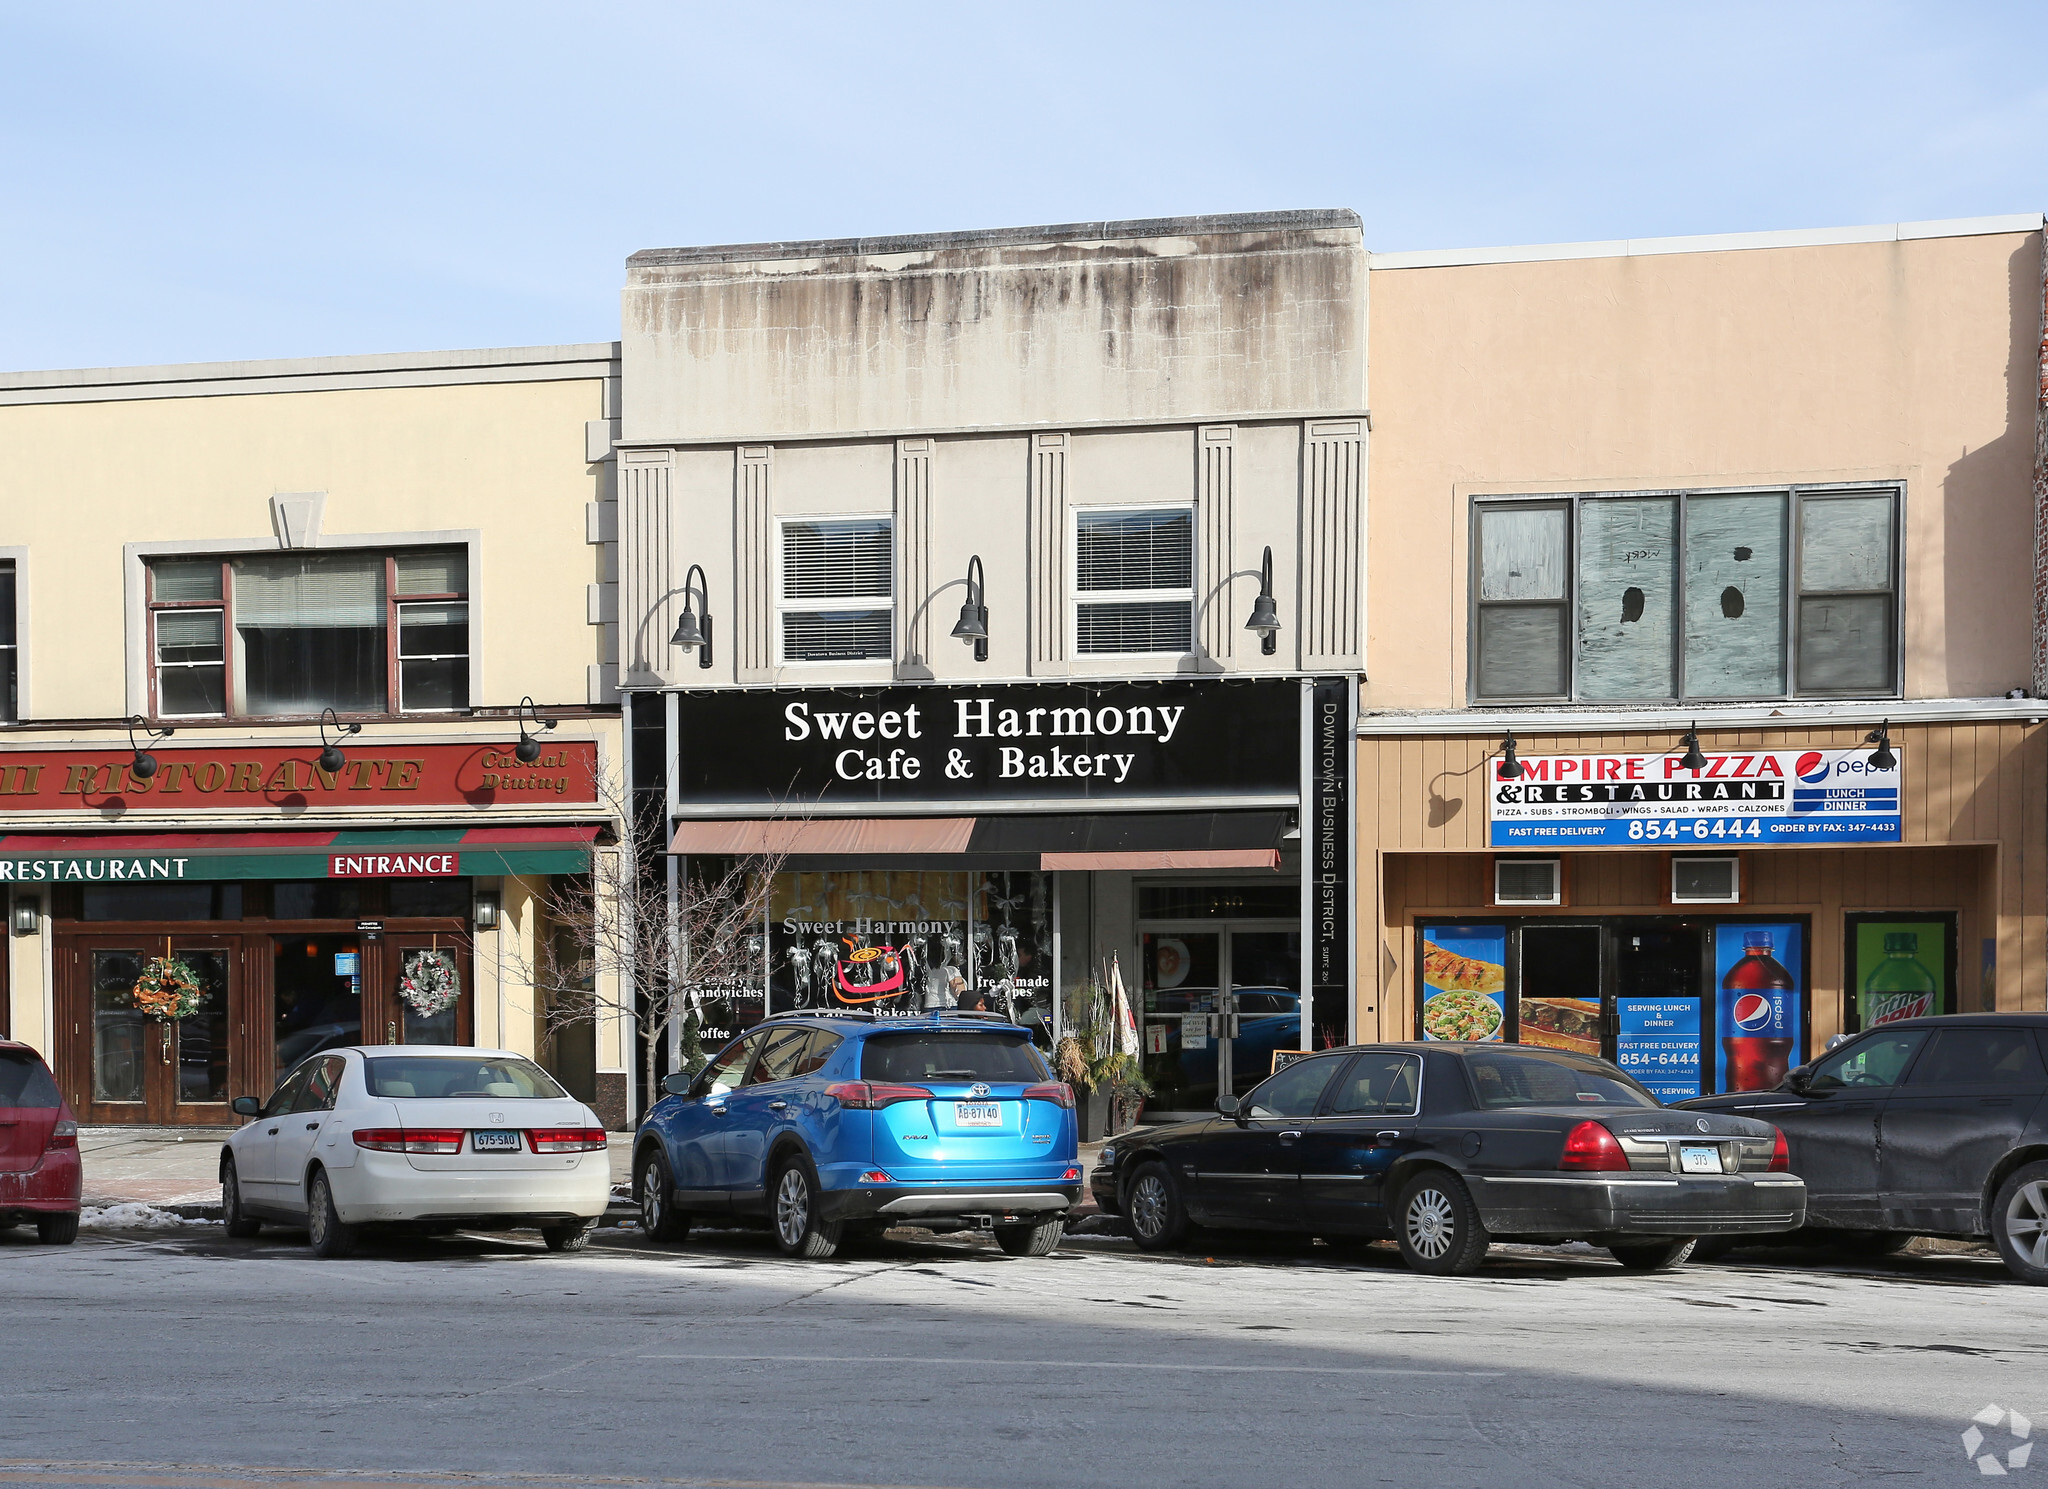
1214, 1094, 1240, 1117
661, 1073, 693, 1097
1785, 1066, 1814, 1094
231, 1096, 262, 1117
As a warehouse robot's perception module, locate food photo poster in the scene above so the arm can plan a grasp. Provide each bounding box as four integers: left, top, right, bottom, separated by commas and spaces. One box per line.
1420, 924, 1507, 1042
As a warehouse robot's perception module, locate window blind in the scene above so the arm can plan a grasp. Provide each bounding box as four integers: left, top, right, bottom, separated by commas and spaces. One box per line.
1075, 510, 1193, 592
151, 559, 224, 603
232, 553, 385, 627
782, 520, 892, 601
395, 548, 467, 596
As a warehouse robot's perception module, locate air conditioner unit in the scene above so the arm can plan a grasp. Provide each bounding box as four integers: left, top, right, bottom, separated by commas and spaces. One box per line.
1495, 857, 1562, 906
1672, 855, 1741, 904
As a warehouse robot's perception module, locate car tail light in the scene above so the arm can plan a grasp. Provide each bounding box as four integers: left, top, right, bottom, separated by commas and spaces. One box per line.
1061, 1167, 1081, 1181
1767, 1127, 1791, 1172
1022, 1082, 1076, 1109
352, 1128, 464, 1154
47, 1117, 78, 1151
530, 1127, 609, 1153
1558, 1120, 1629, 1172
858, 1170, 892, 1184
825, 1081, 935, 1110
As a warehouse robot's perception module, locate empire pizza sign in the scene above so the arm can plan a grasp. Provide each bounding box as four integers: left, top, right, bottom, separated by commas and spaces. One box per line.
1488, 748, 1902, 847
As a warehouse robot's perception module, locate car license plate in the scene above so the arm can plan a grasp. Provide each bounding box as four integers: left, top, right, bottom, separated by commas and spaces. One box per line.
472, 1129, 522, 1153
1678, 1145, 1723, 1174
954, 1102, 1002, 1127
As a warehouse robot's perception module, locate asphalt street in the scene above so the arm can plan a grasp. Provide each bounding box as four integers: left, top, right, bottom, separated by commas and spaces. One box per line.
1, 1221, 2041, 1489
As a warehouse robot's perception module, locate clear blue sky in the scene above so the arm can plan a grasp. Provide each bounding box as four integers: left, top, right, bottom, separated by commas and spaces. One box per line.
4, 1, 2043, 370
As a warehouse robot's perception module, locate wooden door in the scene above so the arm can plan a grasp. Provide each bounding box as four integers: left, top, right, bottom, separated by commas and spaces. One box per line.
369, 933, 473, 1049
56, 934, 242, 1125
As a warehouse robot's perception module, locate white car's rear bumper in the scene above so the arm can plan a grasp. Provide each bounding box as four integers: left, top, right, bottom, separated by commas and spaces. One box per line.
328, 1150, 611, 1225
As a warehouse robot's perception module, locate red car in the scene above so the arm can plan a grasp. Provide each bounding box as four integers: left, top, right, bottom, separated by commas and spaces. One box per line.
0, 1041, 80, 1244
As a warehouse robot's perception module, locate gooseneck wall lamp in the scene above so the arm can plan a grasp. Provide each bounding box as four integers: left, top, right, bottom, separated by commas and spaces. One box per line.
669, 563, 714, 670
1866, 720, 1897, 771
127, 715, 175, 780
318, 707, 362, 774
950, 554, 989, 663
1243, 546, 1281, 656
1678, 723, 1708, 775
515, 696, 558, 764
1497, 732, 1524, 780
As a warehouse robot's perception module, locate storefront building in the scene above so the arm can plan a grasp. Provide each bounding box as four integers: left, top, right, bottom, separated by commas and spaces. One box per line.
614, 214, 1367, 1119
1356, 213, 2048, 1092
0, 345, 633, 1124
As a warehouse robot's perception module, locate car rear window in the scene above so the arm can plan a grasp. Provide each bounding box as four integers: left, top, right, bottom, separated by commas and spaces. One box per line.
0, 1050, 60, 1108
363, 1055, 566, 1100
860, 1032, 1049, 1084
1463, 1051, 1658, 1109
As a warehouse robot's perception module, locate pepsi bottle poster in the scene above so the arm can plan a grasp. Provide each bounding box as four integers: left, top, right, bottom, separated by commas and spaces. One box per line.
1713, 921, 1805, 1094
1488, 747, 1901, 847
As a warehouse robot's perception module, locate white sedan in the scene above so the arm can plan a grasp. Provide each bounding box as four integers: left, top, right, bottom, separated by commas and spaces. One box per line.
220, 1046, 612, 1257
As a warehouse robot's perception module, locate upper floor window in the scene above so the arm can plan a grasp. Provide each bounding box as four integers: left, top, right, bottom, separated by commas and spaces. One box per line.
1073, 506, 1194, 655
0, 560, 16, 723
147, 548, 468, 719
1470, 487, 1899, 704
778, 517, 892, 663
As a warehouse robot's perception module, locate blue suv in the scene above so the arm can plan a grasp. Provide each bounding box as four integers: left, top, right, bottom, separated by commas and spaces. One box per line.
632, 1011, 1082, 1259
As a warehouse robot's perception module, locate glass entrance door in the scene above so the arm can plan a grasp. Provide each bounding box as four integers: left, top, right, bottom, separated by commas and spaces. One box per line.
1139, 924, 1303, 1116
62, 936, 236, 1124
272, 933, 363, 1077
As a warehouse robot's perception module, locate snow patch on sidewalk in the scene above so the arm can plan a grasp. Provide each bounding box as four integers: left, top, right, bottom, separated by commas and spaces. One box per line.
78, 1202, 220, 1231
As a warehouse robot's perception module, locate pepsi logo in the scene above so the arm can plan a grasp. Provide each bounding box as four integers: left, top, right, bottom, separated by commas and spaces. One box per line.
1731, 993, 1775, 1032
1794, 751, 1830, 784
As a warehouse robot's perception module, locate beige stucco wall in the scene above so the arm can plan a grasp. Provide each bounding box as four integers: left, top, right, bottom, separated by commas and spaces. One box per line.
0, 376, 611, 720
1364, 228, 2044, 708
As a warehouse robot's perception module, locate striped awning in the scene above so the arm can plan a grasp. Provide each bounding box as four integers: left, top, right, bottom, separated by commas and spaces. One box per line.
0, 826, 602, 883
669, 811, 1287, 871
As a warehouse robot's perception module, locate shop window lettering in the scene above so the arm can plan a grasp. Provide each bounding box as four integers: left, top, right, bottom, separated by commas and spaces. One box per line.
54, 758, 427, 796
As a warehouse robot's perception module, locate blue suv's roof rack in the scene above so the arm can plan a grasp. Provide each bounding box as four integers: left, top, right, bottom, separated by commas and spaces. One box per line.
762, 1009, 877, 1023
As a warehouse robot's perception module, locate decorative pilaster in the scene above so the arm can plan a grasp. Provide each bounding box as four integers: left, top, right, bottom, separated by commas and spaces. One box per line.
895, 438, 933, 676
734, 445, 774, 680
1302, 420, 1366, 669
1198, 425, 1236, 663
617, 449, 672, 683
1029, 432, 1069, 674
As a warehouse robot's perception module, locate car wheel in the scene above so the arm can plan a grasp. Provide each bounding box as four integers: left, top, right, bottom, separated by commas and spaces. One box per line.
637, 1149, 691, 1245
1123, 1161, 1189, 1251
542, 1220, 596, 1252
34, 1212, 79, 1246
1609, 1238, 1698, 1271
1395, 1171, 1489, 1276
220, 1156, 261, 1239
1991, 1160, 2048, 1284
1834, 1229, 1913, 1257
771, 1157, 842, 1260
306, 1170, 356, 1259
993, 1217, 1065, 1256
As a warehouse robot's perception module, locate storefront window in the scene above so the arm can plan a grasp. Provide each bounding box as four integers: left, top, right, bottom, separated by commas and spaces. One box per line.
763, 870, 1054, 1048
81, 884, 242, 921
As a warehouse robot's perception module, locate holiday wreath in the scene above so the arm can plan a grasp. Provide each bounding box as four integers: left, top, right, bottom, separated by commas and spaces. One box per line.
131, 955, 208, 1021
399, 949, 460, 1016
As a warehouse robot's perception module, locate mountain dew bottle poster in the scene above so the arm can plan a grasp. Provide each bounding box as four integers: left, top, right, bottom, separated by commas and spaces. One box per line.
1852, 919, 1950, 1029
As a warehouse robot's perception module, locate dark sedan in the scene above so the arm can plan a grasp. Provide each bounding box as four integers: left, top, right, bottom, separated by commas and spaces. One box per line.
1679, 1013, 2048, 1283
1092, 1042, 1805, 1275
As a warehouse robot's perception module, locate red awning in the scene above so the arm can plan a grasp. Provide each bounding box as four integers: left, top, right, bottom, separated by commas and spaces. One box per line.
1040, 848, 1282, 871
669, 818, 975, 856
0, 825, 603, 853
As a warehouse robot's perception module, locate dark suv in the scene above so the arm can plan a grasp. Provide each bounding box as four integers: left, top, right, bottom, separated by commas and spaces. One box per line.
632, 1011, 1081, 1260
1680, 1013, 2048, 1281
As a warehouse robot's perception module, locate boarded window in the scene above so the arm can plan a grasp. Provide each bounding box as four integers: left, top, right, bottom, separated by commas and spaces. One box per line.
1684, 494, 1786, 697
1471, 488, 1898, 703
1577, 497, 1676, 700
1473, 504, 1568, 697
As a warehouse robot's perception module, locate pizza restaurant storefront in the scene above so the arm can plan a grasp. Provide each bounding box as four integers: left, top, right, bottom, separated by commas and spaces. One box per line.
1356, 708, 2047, 1098
0, 737, 612, 1126
653, 677, 1357, 1122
